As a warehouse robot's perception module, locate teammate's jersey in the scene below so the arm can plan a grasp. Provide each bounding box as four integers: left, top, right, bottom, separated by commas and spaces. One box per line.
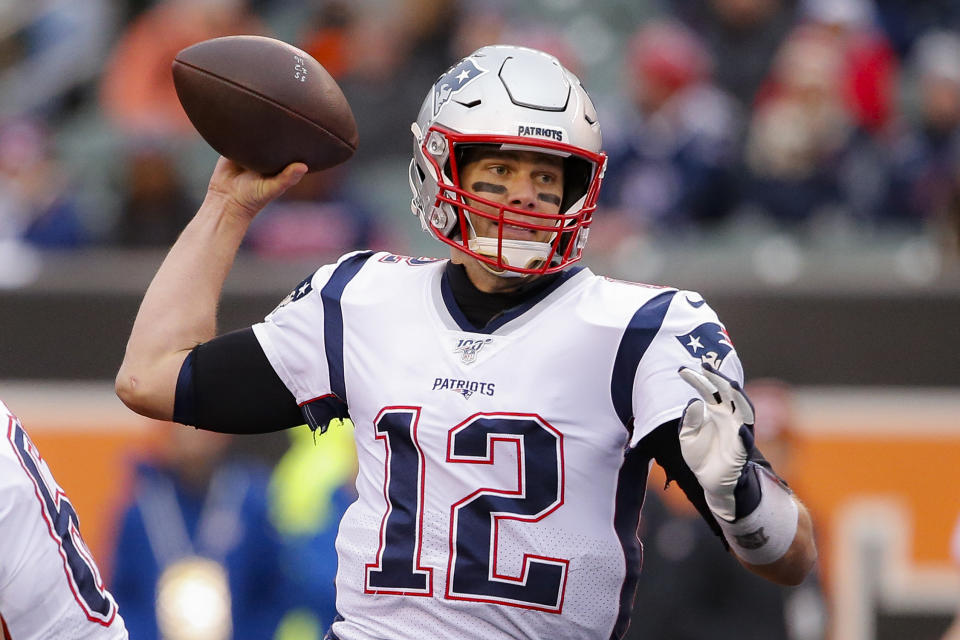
253, 251, 744, 640
0, 401, 128, 640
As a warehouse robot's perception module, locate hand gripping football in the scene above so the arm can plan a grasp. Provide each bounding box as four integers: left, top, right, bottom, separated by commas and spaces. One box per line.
172, 35, 358, 175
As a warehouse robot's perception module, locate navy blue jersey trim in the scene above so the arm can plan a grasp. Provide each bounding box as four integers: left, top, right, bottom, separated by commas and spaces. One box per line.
611, 444, 651, 640
611, 291, 677, 428
321, 252, 374, 401
440, 268, 477, 331
440, 266, 585, 334
173, 349, 196, 425
300, 394, 350, 434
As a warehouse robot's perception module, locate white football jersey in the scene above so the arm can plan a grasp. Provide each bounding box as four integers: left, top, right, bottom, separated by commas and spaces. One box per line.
253, 252, 744, 640
0, 401, 128, 640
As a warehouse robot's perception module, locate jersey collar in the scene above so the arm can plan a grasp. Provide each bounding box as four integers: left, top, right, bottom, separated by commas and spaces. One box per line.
438, 263, 586, 334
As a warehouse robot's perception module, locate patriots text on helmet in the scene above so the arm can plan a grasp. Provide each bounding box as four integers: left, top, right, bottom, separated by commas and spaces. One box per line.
517, 125, 565, 142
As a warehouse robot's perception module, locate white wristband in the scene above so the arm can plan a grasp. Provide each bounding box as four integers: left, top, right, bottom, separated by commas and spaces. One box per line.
716, 466, 798, 565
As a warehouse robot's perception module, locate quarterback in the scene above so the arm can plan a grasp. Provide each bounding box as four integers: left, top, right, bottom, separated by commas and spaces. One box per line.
117, 45, 816, 639
0, 400, 129, 639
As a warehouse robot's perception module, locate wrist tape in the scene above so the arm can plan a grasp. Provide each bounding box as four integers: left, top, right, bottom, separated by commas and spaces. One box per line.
716, 465, 798, 565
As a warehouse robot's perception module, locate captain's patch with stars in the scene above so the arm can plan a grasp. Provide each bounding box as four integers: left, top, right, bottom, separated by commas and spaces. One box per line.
677, 322, 735, 368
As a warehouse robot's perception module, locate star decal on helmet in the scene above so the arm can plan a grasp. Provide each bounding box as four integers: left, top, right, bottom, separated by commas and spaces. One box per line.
432, 57, 487, 116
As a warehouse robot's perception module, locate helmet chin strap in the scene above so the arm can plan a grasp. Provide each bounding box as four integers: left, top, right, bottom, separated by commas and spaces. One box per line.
461, 210, 556, 277
468, 236, 553, 277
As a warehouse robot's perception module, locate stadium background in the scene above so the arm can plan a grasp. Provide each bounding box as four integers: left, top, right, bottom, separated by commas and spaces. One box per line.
0, 1, 958, 639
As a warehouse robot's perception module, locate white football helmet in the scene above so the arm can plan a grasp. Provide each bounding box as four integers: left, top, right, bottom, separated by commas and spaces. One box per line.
409, 45, 606, 276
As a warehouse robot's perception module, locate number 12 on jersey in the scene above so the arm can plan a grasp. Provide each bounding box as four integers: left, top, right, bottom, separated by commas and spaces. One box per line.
364, 407, 568, 613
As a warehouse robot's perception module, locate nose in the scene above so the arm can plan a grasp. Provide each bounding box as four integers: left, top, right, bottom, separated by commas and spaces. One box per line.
508, 176, 539, 211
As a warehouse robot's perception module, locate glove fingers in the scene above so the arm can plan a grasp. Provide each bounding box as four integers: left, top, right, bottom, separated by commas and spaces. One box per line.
701, 364, 735, 400
680, 398, 705, 433
679, 399, 707, 465
731, 384, 755, 424
678, 367, 720, 404
701, 364, 755, 423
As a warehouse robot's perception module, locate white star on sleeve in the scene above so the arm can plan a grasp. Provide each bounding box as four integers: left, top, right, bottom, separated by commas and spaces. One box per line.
686, 335, 704, 352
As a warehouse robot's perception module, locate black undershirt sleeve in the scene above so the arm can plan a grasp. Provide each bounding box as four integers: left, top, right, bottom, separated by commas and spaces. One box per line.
173, 327, 306, 434
635, 418, 727, 545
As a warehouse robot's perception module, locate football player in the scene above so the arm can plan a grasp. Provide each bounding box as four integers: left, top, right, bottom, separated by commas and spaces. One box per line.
116, 45, 816, 640
0, 399, 129, 639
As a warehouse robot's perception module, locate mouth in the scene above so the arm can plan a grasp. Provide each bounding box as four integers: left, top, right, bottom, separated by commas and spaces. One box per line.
494, 219, 541, 241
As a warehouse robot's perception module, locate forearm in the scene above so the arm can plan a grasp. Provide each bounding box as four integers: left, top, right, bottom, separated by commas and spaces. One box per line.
944, 613, 960, 640
116, 193, 252, 420
116, 158, 306, 420
737, 497, 817, 586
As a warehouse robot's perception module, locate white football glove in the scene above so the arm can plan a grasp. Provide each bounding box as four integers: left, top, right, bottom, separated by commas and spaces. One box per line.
678, 363, 756, 523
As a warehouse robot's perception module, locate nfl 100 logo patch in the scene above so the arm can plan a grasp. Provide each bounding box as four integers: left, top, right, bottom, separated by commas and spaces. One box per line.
453, 337, 493, 364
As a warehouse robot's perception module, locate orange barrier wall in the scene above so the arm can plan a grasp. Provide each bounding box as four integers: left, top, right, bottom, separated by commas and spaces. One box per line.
792, 390, 960, 571
794, 434, 959, 565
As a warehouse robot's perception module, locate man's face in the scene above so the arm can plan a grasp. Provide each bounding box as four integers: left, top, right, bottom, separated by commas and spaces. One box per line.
459, 148, 565, 244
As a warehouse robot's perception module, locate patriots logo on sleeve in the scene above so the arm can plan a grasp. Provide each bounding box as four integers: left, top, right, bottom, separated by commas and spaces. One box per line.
288, 276, 313, 302
677, 323, 735, 368
433, 58, 487, 116
269, 275, 313, 315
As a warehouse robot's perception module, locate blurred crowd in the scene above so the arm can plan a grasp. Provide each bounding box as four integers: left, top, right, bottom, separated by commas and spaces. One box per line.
1, 0, 959, 268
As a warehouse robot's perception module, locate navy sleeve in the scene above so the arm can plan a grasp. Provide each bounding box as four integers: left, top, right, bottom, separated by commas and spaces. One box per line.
636, 419, 726, 545
173, 328, 307, 434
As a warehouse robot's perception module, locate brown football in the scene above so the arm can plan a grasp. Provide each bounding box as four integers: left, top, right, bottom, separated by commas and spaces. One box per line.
172, 35, 358, 174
